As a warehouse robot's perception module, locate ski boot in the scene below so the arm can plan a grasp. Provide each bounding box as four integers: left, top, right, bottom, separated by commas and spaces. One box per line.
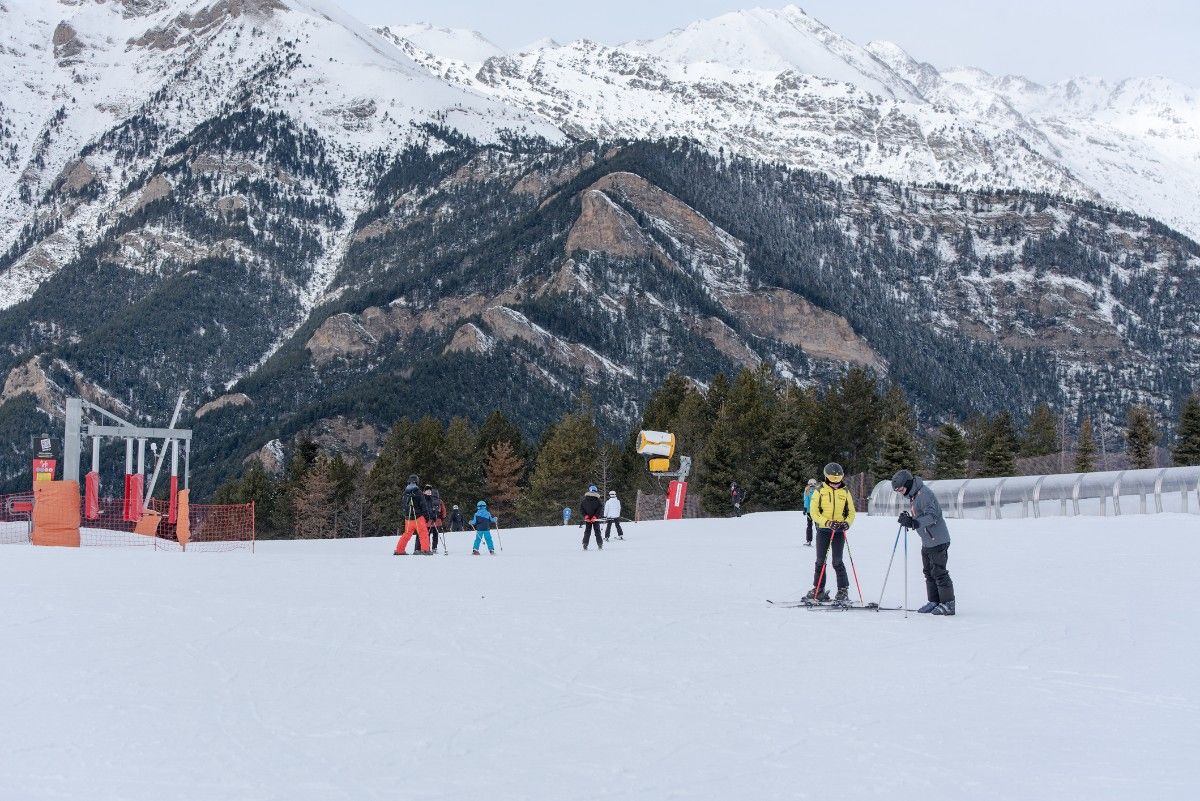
393, 551, 406, 556
834, 588, 850, 605
931, 600, 956, 616
917, 602, 938, 614
489, 550, 495, 555
617, 535, 623, 540
803, 588, 831, 605
472, 549, 480, 555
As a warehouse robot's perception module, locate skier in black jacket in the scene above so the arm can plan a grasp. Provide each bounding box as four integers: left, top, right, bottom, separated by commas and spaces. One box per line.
448, 504, 466, 532
393, 474, 433, 555
730, 481, 747, 517
580, 485, 604, 550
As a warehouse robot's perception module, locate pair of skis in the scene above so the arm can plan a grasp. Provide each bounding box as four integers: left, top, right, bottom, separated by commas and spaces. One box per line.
767, 599, 904, 612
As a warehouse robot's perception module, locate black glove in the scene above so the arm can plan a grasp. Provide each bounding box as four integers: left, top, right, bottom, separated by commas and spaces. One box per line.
898, 512, 917, 529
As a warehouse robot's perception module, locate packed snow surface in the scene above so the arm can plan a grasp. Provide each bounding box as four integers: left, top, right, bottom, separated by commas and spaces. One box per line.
0, 512, 1194, 800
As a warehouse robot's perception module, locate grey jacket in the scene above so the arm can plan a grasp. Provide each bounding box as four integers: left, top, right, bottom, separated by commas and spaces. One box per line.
908, 477, 951, 548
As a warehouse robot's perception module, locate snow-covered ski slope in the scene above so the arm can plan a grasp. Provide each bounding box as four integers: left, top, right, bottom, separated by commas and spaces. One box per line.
0, 512, 1194, 800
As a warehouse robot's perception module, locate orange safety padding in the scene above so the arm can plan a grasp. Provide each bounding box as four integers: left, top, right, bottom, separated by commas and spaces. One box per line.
175, 489, 190, 549
133, 509, 162, 537
31, 480, 81, 548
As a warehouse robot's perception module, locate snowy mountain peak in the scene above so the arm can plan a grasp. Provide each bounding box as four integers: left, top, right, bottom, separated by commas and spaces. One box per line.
626, 4, 922, 101
375, 22, 505, 66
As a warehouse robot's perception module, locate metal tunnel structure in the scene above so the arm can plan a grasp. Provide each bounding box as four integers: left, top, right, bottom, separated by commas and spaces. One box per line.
868, 466, 1200, 519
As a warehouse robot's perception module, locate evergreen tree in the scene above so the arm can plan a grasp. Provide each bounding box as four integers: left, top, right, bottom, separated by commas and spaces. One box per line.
366, 418, 415, 535
438, 416, 483, 510
326, 456, 366, 538
212, 462, 284, 539
292, 457, 336, 539
1075, 418, 1097, 473
933, 423, 968, 480
520, 411, 599, 524
1021, 403, 1060, 457
485, 440, 525, 524
979, 412, 1017, 477
476, 411, 528, 474
753, 388, 815, 510
878, 423, 921, 480
963, 413, 992, 467
1173, 395, 1200, 466
641, 372, 692, 430
409, 415, 446, 485
812, 367, 882, 475
1125, 405, 1160, 469
698, 368, 774, 514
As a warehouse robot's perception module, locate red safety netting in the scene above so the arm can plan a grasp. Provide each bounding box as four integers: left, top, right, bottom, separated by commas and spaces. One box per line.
0, 491, 254, 552
1, 492, 34, 544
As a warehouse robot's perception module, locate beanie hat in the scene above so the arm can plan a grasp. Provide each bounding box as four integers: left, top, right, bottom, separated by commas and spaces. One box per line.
588, 484, 598, 492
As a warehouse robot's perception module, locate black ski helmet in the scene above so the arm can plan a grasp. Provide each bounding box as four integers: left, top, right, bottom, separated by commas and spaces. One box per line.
408, 474, 419, 485
823, 463, 844, 482
891, 469, 915, 494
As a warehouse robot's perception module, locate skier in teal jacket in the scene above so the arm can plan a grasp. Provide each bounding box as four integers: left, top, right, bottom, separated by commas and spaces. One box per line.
801, 478, 818, 546
471, 501, 497, 555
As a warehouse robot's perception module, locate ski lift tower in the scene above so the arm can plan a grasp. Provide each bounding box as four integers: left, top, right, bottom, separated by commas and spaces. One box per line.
637, 430, 691, 520
61, 393, 191, 523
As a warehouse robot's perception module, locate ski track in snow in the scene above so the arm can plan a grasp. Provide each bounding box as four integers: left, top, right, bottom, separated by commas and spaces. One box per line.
0, 512, 1195, 800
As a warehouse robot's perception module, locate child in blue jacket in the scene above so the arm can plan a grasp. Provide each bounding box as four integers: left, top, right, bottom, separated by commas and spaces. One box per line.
471, 501, 497, 555
802, 478, 818, 546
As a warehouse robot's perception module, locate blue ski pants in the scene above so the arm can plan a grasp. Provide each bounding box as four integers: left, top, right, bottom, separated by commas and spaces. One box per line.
473, 530, 494, 552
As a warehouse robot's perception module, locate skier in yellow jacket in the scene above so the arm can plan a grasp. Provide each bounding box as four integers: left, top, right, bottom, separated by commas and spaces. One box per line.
806, 462, 857, 602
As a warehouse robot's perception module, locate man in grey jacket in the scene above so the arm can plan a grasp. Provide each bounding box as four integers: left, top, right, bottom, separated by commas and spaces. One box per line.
892, 469, 955, 615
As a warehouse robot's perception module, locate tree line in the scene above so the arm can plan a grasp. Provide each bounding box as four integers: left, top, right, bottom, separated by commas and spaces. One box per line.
210, 365, 1200, 539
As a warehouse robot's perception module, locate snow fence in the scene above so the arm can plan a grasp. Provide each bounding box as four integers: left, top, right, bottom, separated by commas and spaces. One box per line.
1, 484, 254, 551
869, 466, 1200, 520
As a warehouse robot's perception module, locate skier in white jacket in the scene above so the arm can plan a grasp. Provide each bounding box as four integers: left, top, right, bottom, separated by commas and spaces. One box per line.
604, 491, 625, 541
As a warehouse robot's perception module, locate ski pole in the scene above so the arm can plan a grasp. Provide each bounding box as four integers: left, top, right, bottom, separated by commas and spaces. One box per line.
495, 518, 503, 551
904, 527, 909, 619
441, 526, 448, 556
842, 528, 864, 604
876, 526, 903, 609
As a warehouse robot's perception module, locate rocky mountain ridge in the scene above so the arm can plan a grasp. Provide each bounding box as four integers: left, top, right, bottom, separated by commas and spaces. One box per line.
0, 0, 1195, 492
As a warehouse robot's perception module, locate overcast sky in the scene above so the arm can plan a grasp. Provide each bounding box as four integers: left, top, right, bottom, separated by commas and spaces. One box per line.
339, 0, 1199, 86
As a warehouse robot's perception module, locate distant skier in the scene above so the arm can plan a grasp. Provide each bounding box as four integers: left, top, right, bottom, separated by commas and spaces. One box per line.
424, 484, 447, 552
802, 478, 818, 546
563, 506, 572, 526
448, 504, 465, 532
580, 485, 604, 550
893, 469, 955, 615
730, 481, 747, 517
394, 474, 433, 555
806, 463, 855, 602
604, 490, 624, 541
470, 500, 497, 555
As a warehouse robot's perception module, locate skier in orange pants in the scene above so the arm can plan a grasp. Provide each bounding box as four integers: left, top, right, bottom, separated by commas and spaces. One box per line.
394, 474, 433, 555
